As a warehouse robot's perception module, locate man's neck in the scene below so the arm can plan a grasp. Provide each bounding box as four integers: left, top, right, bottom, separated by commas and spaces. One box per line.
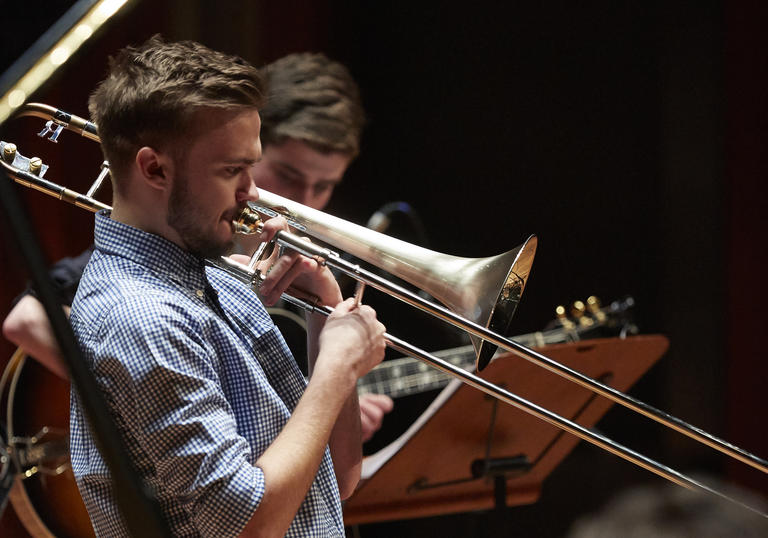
110, 196, 186, 251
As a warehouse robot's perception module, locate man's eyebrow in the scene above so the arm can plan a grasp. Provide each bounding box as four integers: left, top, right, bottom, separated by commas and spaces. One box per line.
273, 160, 342, 184
221, 157, 261, 165
273, 159, 305, 177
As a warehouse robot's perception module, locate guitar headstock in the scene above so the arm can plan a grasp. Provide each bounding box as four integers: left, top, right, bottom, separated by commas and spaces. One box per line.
549, 295, 638, 340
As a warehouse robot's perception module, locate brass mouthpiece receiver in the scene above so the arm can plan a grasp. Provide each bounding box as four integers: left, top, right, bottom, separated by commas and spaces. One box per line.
233, 206, 263, 235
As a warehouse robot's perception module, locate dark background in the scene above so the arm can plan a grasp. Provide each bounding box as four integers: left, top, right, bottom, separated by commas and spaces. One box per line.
1, 1, 766, 536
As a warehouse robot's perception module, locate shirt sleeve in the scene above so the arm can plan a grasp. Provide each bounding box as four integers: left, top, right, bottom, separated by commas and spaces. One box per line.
90, 294, 264, 537
17, 244, 94, 306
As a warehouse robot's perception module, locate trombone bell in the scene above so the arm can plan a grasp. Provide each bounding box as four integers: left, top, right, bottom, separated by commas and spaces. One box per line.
464, 237, 537, 370
246, 189, 537, 371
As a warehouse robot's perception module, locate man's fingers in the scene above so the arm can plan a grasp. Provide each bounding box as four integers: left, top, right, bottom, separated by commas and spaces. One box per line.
257, 216, 289, 243
260, 254, 315, 305
365, 393, 394, 413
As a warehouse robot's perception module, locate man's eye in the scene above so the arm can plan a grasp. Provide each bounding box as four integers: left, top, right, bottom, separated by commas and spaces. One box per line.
314, 184, 333, 196
275, 171, 298, 186
225, 167, 242, 176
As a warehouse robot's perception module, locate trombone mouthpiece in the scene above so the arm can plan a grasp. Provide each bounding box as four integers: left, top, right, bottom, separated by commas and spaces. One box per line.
233, 206, 263, 235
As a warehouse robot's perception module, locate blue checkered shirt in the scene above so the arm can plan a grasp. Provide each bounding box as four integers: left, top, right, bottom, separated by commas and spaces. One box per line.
69, 211, 344, 537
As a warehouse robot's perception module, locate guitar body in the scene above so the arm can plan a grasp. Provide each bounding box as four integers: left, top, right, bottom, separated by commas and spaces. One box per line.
1, 356, 94, 538
267, 306, 309, 376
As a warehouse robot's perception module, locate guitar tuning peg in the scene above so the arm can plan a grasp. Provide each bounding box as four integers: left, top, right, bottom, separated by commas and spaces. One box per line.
571, 300, 594, 327
555, 305, 575, 330
587, 296, 607, 322
570, 300, 585, 318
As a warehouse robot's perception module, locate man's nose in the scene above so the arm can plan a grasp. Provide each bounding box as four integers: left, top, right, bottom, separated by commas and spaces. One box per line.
294, 186, 315, 206
237, 174, 259, 203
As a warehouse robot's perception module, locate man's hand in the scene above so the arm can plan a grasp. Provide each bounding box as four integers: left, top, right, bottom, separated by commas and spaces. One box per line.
251, 216, 342, 307
359, 393, 394, 442
316, 298, 386, 380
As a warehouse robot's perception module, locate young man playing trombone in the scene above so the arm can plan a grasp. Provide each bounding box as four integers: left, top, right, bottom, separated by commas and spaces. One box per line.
64, 36, 386, 537
3, 51, 393, 445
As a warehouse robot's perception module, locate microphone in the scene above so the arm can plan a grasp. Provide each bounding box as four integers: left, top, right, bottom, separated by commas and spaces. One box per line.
365, 201, 435, 302
367, 201, 411, 233
366, 201, 429, 247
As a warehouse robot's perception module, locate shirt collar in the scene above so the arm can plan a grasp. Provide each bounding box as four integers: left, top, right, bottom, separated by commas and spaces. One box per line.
93, 210, 208, 290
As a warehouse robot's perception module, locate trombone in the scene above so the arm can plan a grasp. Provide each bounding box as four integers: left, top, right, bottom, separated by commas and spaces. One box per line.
2, 103, 767, 517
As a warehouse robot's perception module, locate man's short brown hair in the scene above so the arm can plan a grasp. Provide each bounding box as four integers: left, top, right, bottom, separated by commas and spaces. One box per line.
259, 53, 365, 157
89, 35, 265, 185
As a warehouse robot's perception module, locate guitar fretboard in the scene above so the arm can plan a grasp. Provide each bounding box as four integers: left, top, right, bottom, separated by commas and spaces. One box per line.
357, 328, 581, 398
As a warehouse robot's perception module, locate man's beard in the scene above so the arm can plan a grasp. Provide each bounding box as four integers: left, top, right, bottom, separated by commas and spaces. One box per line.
167, 175, 236, 259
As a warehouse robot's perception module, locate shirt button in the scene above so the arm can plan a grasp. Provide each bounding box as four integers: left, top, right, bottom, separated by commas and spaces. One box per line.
196, 289, 204, 298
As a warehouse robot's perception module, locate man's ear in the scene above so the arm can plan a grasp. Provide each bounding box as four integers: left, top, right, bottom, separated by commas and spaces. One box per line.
135, 146, 173, 191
